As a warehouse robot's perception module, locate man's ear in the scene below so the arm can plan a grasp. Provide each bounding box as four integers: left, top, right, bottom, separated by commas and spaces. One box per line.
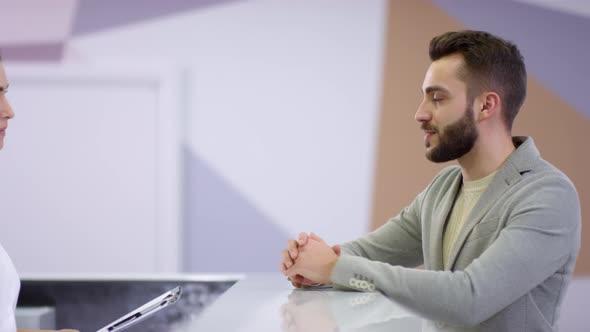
477, 91, 501, 121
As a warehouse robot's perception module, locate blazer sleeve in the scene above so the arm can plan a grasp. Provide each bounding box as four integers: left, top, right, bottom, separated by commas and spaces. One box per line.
331, 174, 581, 327
339, 188, 426, 268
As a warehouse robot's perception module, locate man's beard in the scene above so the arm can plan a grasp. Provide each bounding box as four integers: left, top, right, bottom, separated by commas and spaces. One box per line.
422, 107, 479, 163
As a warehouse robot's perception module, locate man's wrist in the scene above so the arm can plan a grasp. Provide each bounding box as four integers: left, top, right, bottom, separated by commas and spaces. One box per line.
325, 256, 339, 285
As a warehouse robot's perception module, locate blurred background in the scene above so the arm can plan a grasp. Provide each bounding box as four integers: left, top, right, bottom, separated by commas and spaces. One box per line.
0, 0, 588, 330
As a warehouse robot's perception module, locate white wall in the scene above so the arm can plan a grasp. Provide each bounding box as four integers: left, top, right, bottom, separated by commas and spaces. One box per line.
67, 0, 388, 248
1, 0, 388, 272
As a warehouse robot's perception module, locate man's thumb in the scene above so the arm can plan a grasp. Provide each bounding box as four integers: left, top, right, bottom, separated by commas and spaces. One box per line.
331, 244, 341, 256
310, 232, 325, 243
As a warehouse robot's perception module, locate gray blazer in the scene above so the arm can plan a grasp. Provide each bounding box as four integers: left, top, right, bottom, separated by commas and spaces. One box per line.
331, 137, 581, 331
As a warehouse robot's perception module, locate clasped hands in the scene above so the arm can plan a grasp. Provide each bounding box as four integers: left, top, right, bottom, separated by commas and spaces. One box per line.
280, 232, 341, 287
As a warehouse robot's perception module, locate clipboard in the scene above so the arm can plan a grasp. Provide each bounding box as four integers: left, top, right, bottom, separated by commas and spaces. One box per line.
96, 286, 182, 332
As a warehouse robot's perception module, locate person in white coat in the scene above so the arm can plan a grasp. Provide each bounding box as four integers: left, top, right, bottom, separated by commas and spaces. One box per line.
0, 57, 77, 332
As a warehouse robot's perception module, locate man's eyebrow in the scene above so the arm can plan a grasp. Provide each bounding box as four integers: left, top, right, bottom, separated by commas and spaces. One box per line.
423, 85, 449, 95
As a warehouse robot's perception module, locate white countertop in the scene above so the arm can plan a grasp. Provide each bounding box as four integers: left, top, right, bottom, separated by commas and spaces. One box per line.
176, 273, 424, 332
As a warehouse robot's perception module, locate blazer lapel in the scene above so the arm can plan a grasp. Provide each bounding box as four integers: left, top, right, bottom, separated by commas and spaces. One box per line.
429, 174, 462, 271
446, 160, 522, 270
428, 137, 539, 271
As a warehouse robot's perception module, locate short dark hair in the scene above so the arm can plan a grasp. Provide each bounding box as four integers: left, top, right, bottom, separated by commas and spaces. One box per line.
429, 30, 527, 130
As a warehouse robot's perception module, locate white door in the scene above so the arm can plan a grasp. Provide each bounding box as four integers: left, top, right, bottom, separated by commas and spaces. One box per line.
0, 64, 181, 273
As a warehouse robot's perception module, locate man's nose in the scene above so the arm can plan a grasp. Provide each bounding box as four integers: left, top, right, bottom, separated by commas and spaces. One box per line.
414, 103, 431, 123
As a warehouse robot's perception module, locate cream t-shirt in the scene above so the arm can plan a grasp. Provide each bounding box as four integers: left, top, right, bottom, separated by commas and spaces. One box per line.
0, 242, 20, 332
443, 171, 498, 270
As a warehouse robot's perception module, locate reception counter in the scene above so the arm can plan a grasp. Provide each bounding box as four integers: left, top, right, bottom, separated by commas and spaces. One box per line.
179, 273, 423, 332
18, 273, 588, 331
17, 273, 240, 331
